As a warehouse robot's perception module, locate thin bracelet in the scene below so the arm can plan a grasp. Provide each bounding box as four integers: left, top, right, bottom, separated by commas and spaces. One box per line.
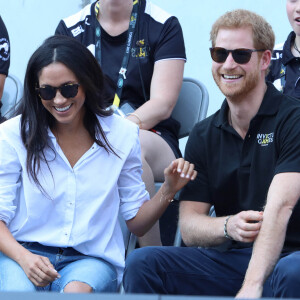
224, 215, 233, 240
160, 184, 174, 203
127, 113, 142, 129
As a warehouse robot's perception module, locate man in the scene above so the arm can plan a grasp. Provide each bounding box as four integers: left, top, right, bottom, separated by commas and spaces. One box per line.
0, 15, 10, 123
123, 9, 300, 298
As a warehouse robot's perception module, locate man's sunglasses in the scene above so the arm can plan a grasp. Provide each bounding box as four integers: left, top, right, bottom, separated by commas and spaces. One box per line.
209, 47, 266, 64
36, 83, 80, 100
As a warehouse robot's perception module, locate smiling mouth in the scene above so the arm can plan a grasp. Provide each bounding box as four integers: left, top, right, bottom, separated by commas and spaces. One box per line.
54, 104, 72, 112
222, 74, 242, 79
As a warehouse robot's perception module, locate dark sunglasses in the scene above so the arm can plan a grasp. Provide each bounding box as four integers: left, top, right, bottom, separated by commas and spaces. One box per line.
209, 47, 266, 64
36, 83, 80, 100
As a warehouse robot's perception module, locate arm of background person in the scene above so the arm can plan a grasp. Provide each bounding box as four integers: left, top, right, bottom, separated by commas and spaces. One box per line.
126, 59, 185, 130
236, 172, 300, 298
0, 74, 5, 100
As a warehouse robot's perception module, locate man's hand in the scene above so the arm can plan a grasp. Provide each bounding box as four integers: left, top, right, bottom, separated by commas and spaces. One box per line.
227, 210, 263, 242
19, 251, 60, 287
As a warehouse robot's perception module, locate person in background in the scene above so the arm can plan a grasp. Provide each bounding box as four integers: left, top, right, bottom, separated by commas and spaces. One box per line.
55, 0, 186, 246
123, 9, 300, 298
0, 35, 196, 292
266, 0, 300, 97
0, 16, 10, 123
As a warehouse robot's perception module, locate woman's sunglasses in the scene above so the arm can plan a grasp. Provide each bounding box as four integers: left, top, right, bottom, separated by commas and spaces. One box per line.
209, 47, 266, 64
36, 83, 80, 100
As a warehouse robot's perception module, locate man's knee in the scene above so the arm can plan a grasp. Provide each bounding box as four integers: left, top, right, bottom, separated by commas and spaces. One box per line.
272, 253, 300, 297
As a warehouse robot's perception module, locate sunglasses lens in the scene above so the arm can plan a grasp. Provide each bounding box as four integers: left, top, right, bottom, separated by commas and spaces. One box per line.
210, 48, 228, 63
60, 84, 79, 98
232, 49, 252, 64
38, 86, 56, 100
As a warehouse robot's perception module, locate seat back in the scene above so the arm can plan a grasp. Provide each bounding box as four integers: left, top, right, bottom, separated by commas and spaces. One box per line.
172, 77, 209, 139
1, 74, 23, 119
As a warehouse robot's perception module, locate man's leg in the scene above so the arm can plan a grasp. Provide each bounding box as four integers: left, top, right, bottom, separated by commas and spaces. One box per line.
123, 246, 253, 295
270, 251, 300, 298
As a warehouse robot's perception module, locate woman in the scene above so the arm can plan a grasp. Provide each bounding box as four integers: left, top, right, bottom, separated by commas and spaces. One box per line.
0, 35, 195, 292
55, 0, 186, 246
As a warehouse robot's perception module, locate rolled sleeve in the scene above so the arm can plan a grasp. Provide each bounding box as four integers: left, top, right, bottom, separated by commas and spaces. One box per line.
118, 132, 149, 221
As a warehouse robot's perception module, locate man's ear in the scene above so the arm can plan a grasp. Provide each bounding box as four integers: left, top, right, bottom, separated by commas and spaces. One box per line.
261, 50, 272, 72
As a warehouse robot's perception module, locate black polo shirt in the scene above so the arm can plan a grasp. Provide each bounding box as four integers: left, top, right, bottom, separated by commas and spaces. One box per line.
179, 83, 300, 251
266, 31, 300, 99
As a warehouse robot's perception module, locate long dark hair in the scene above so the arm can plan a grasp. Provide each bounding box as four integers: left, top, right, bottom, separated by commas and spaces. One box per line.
19, 35, 116, 191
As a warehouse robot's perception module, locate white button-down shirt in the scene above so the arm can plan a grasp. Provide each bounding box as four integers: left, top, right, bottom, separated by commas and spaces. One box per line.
0, 114, 149, 284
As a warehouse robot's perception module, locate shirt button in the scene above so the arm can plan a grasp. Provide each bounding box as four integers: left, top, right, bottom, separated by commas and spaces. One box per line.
248, 134, 251, 138
65, 233, 68, 236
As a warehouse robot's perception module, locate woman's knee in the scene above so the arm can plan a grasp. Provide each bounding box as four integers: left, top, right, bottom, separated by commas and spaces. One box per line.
0, 252, 35, 291
63, 281, 92, 293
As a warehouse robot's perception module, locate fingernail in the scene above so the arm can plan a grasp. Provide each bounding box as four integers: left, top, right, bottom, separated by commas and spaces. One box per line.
180, 173, 185, 178
185, 174, 190, 178
177, 169, 181, 172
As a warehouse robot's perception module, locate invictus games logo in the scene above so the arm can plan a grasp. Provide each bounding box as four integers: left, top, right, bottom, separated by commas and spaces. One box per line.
0, 38, 9, 61
257, 132, 274, 146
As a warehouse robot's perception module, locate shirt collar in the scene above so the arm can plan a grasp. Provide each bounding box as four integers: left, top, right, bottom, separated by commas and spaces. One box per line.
282, 31, 296, 65
47, 115, 111, 139
214, 82, 281, 128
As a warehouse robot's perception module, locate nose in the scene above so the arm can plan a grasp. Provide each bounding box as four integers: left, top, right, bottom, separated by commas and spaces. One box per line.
52, 89, 67, 105
222, 52, 237, 69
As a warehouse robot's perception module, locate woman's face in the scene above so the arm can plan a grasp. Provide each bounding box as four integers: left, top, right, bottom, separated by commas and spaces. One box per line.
38, 62, 86, 128
287, 0, 300, 36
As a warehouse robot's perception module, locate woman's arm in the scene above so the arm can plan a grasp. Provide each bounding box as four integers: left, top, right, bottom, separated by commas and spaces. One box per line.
0, 220, 60, 287
126, 158, 196, 236
126, 59, 185, 130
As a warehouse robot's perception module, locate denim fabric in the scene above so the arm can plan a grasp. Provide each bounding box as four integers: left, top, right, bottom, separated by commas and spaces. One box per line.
0, 242, 117, 292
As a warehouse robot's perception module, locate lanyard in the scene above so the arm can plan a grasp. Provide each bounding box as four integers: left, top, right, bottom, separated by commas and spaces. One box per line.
95, 0, 139, 108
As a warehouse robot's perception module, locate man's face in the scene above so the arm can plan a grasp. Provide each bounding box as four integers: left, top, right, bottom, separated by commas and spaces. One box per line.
211, 26, 263, 102
286, 0, 300, 36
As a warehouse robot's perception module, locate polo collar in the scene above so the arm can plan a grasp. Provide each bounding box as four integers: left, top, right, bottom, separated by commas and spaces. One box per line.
214, 82, 282, 128
282, 31, 296, 65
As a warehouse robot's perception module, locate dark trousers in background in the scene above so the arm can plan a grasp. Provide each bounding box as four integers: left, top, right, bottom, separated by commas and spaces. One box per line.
123, 246, 300, 297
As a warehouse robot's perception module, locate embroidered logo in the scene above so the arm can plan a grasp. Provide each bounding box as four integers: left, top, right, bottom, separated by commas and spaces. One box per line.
71, 25, 85, 37
257, 133, 274, 146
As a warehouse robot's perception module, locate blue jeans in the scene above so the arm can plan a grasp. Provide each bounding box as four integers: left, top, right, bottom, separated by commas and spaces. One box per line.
123, 246, 300, 297
0, 242, 117, 292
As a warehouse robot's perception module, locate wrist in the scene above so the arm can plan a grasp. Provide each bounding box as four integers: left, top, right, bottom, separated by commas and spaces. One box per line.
160, 183, 175, 203
224, 215, 234, 240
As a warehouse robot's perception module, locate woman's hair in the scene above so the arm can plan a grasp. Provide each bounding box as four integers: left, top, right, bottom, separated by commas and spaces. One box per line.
19, 35, 116, 190
210, 9, 275, 51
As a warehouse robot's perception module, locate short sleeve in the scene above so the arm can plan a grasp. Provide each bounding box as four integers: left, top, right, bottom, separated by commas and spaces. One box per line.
179, 124, 211, 203
154, 17, 186, 62
55, 20, 71, 36
275, 108, 300, 174
118, 128, 149, 220
0, 16, 10, 76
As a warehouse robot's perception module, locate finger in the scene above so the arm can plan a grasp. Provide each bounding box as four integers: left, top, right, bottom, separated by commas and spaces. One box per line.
240, 230, 260, 239
240, 210, 263, 222
39, 256, 60, 280
175, 158, 185, 173
185, 163, 195, 179
241, 222, 262, 232
179, 161, 190, 178
30, 272, 50, 287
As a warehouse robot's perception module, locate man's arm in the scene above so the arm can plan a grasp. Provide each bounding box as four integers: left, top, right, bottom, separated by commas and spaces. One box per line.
180, 201, 263, 247
237, 172, 300, 298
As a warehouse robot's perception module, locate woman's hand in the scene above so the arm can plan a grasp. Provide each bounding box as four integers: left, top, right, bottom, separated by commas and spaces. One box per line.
162, 158, 197, 199
18, 251, 60, 287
